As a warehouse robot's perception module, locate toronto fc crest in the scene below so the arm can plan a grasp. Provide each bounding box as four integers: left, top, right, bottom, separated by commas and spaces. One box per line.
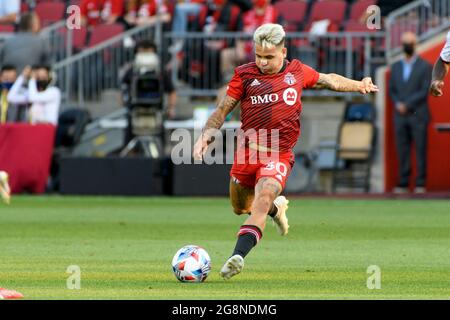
284, 72, 296, 85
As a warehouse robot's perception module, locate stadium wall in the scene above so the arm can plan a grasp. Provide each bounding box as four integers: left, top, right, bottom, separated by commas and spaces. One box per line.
375, 32, 450, 192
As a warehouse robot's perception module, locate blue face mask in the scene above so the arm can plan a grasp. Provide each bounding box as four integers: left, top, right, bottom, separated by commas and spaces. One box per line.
0, 82, 14, 90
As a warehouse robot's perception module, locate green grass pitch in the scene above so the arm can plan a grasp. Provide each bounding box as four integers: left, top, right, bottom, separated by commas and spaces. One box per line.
0, 196, 449, 299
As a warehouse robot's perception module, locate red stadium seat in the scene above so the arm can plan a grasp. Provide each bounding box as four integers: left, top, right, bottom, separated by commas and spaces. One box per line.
59, 26, 88, 51
344, 20, 376, 32
88, 23, 124, 47
69, 0, 82, 6
305, 0, 347, 32
341, 20, 376, 50
349, 0, 378, 22
274, 0, 308, 31
0, 24, 15, 33
35, 1, 66, 27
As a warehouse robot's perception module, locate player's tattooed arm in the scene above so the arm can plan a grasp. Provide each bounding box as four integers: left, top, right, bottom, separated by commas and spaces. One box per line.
193, 95, 239, 160
202, 95, 239, 139
312, 73, 378, 94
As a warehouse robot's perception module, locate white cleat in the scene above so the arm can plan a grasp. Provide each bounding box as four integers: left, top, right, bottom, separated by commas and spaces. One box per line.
0, 171, 11, 205
272, 196, 289, 236
220, 255, 244, 280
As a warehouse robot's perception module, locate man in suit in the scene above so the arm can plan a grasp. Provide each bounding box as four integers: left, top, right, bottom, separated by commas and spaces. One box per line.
389, 31, 432, 194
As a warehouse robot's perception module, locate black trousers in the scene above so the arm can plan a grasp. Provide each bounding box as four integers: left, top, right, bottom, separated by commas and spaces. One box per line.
394, 114, 428, 187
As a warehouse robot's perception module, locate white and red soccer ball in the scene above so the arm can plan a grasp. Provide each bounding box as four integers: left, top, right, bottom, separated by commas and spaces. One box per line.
171, 245, 211, 283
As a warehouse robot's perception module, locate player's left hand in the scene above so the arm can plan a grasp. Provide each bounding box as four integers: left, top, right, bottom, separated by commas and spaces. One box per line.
359, 77, 379, 94
429, 80, 444, 96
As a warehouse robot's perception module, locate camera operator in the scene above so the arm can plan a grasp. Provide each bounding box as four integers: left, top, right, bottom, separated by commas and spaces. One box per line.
120, 40, 177, 119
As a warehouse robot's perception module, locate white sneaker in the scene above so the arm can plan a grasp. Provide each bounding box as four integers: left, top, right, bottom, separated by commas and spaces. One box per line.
272, 196, 289, 236
0, 171, 11, 205
220, 254, 244, 280
393, 186, 408, 194
413, 187, 426, 194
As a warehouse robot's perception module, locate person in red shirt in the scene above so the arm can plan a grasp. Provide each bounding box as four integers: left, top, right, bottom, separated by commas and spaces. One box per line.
221, 0, 279, 82
80, 0, 124, 27
193, 23, 378, 280
124, 0, 171, 27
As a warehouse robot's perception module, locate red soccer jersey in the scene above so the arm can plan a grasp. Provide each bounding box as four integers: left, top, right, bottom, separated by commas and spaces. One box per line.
227, 59, 319, 152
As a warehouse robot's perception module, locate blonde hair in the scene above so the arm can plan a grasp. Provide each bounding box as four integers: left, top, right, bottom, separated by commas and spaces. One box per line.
253, 23, 286, 49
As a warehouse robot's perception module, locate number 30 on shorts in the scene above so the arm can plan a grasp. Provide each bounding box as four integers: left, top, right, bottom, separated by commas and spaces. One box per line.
263, 161, 288, 177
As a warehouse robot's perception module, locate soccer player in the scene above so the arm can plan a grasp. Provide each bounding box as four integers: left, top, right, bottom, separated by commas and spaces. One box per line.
429, 30, 450, 97
193, 23, 378, 280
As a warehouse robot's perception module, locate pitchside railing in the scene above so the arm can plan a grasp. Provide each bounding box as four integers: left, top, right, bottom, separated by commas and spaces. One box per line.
53, 22, 161, 107
163, 31, 386, 98
40, 20, 70, 64
385, 0, 450, 62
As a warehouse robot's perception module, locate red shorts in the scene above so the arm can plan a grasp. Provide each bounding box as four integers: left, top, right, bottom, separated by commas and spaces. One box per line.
230, 147, 295, 189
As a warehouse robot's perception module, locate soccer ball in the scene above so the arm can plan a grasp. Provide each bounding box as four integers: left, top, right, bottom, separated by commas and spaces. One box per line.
171, 245, 211, 282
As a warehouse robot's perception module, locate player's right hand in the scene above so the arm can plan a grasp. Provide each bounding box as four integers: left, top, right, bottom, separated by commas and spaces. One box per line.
430, 80, 444, 96
193, 135, 209, 161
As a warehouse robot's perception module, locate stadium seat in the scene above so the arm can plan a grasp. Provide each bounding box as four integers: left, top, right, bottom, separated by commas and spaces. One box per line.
332, 103, 376, 193
59, 26, 88, 51
0, 24, 15, 33
348, 0, 378, 23
337, 20, 377, 51
69, 0, 81, 6
88, 24, 125, 47
304, 0, 347, 32
274, 0, 309, 31
35, 1, 66, 27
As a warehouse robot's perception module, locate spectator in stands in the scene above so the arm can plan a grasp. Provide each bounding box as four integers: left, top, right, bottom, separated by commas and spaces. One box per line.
80, 0, 124, 27
170, 0, 205, 53
0, 0, 19, 25
202, 0, 243, 34
388, 32, 432, 194
124, 0, 171, 28
220, 0, 280, 81
0, 65, 22, 123
228, 0, 252, 13
7, 65, 61, 125
120, 40, 178, 119
194, 0, 243, 88
0, 13, 48, 73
